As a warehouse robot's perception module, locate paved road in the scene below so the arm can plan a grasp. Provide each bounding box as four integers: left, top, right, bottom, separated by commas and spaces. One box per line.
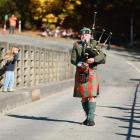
0, 36, 140, 140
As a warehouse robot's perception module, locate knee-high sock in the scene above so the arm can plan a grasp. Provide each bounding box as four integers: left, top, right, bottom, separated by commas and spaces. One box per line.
87, 102, 96, 121
82, 101, 89, 116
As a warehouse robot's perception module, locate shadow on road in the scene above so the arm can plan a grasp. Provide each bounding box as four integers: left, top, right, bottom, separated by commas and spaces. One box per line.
6, 114, 81, 125
98, 79, 140, 140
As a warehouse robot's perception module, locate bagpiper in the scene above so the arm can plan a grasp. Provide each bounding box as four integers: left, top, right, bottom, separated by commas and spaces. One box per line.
71, 27, 106, 126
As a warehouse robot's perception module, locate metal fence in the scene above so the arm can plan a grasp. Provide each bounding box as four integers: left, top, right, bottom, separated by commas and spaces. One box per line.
0, 42, 75, 89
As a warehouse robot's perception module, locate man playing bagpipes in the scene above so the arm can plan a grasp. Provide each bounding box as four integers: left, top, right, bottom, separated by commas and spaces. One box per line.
71, 27, 106, 126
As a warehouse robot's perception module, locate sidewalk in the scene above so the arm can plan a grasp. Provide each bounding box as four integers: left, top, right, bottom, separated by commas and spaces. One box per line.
0, 79, 74, 114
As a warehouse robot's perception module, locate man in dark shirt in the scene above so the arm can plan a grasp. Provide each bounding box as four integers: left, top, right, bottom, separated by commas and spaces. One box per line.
71, 27, 106, 126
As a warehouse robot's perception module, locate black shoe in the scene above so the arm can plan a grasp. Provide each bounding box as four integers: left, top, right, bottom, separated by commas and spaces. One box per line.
87, 120, 95, 126
81, 119, 87, 125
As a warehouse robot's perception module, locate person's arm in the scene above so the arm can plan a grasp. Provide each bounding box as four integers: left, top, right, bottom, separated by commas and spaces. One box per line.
12, 53, 19, 63
71, 45, 77, 66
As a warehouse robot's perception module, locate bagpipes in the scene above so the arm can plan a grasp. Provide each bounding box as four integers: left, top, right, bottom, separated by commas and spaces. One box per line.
92, 12, 112, 49
83, 12, 112, 63
77, 12, 112, 83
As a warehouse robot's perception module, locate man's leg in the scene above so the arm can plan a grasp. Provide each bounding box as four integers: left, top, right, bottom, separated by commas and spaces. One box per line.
87, 97, 96, 126
11, 26, 14, 34
9, 26, 12, 34
81, 97, 88, 125
13, 26, 15, 34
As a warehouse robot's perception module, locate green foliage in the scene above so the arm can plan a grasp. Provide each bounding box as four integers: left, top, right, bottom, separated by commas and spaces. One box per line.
0, 0, 9, 6
24, 20, 32, 30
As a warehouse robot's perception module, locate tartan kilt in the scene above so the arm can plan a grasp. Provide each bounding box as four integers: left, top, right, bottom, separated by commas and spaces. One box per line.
73, 68, 99, 98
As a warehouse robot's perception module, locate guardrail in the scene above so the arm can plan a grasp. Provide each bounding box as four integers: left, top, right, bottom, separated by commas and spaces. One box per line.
0, 42, 75, 89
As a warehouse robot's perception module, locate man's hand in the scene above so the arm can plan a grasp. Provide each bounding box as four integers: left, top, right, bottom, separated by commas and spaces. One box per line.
86, 58, 94, 64
77, 62, 89, 69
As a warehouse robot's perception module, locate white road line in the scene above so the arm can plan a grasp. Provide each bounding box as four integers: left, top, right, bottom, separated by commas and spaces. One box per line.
126, 61, 140, 73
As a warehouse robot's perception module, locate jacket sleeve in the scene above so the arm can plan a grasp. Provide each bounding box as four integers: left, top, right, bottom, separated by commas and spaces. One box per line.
11, 53, 19, 64
71, 44, 77, 66
14, 53, 19, 61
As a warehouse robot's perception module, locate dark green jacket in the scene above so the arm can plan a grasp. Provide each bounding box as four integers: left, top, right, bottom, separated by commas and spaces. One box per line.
71, 40, 106, 69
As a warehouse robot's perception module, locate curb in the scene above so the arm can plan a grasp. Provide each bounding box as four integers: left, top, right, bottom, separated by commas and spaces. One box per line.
0, 79, 74, 114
